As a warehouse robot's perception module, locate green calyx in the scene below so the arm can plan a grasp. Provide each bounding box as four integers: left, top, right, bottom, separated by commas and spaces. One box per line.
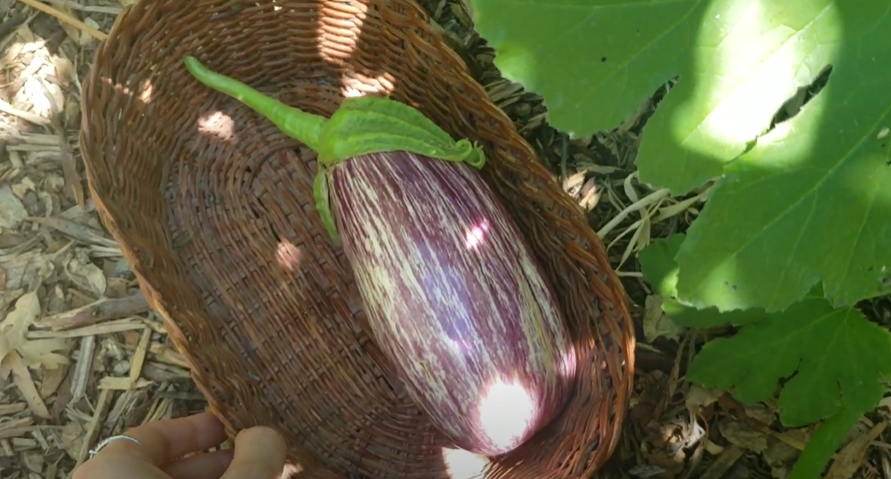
182, 56, 486, 243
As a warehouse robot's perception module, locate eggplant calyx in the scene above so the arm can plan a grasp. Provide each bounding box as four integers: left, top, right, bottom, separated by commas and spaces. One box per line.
183, 55, 486, 243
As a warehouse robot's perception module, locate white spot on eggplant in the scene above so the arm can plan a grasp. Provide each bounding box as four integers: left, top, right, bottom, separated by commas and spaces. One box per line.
464, 218, 491, 250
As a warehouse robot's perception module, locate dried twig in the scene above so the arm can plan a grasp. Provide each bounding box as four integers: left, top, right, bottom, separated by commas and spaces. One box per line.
75, 388, 114, 467
0, 98, 51, 126
14, 0, 108, 40
37, 76, 85, 208
36, 292, 151, 330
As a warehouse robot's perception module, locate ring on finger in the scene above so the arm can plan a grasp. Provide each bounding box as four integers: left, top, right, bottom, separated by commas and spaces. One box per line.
89, 435, 143, 459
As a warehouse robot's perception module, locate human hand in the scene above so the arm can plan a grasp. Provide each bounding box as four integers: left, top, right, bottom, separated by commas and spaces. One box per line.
72, 411, 287, 479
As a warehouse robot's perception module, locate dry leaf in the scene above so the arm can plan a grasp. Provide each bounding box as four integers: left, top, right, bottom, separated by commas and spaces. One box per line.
743, 403, 776, 425
21, 76, 63, 119
81, 18, 102, 46
27, 216, 118, 248
9, 351, 51, 419
643, 295, 684, 342
0, 249, 54, 291
22, 453, 42, 474
718, 419, 769, 453
0, 289, 24, 313
0, 292, 70, 381
65, 250, 107, 297
0, 185, 28, 229
59, 421, 85, 459
52, 2, 83, 44
685, 384, 722, 411
824, 420, 885, 479
762, 428, 810, 478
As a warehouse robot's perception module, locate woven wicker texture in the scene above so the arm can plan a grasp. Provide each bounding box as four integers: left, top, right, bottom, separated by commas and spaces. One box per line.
79, 0, 635, 477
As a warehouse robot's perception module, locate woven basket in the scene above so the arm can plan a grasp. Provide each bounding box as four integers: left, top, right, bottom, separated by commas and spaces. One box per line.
79, 0, 635, 477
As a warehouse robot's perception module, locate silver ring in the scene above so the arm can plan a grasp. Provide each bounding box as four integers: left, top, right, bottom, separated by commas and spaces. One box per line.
89, 435, 142, 459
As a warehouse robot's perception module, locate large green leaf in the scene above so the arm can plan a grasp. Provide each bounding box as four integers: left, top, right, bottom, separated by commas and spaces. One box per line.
639, 236, 891, 478
640, 235, 891, 428
469, 0, 891, 312
635, 0, 846, 194
468, 0, 706, 138
676, 88, 891, 312
688, 300, 891, 428
674, 3, 891, 311
638, 234, 754, 328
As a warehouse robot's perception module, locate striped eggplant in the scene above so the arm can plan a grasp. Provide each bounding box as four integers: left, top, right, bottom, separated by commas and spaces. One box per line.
184, 56, 578, 456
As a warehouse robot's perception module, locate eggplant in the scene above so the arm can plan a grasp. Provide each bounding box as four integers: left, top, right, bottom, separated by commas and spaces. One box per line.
184, 56, 578, 456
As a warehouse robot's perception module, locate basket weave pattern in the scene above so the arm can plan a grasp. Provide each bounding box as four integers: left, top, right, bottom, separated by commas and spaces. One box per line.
79, 1, 635, 477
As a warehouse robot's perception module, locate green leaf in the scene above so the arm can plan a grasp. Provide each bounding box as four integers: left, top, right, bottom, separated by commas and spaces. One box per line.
638, 234, 759, 329
636, 0, 847, 194
185, 56, 485, 170
639, 236, 891, 477
468, 0, 705, 138
787, 404, 862, 479
686, 297, 891, 427
467, 0, 853, 193
675, 33, 891, 311
471, 0, 891, 312
637, 233, 686, 298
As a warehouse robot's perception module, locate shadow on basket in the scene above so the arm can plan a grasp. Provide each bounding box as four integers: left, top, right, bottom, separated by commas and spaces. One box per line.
78, 1, 636, 478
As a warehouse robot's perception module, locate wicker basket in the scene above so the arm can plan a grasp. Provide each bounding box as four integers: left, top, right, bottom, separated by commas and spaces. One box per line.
78, 0, 635, 477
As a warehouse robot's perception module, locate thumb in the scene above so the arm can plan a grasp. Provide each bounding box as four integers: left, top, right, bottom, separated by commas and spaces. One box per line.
220, 426, 287, 479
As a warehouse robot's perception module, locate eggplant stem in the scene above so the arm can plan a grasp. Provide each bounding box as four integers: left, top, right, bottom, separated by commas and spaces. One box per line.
184, 55, 487, 244
183, 56, 326, 151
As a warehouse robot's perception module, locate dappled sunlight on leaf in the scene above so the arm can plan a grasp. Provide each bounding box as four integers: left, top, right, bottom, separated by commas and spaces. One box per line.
676, 77, 891, 311
472, 0, 891, 312
839, 133, 891, 210
640, 0, 841, 193
639, 233, 760, 320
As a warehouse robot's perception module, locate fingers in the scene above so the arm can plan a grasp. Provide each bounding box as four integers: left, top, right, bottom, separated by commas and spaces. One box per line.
163, 449, 234, 479
219, 426, 287, 479
98, 411, 227, 465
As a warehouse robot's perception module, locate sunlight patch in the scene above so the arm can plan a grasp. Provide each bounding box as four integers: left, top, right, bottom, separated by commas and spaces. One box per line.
441, 447, 489, 479
197, 111, 235, 140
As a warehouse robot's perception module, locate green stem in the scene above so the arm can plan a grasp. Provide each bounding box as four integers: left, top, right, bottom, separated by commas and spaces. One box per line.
183, 56, 326, 152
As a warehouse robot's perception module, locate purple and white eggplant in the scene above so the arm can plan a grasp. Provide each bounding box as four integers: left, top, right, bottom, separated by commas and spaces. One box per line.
184, 56, 578, 456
